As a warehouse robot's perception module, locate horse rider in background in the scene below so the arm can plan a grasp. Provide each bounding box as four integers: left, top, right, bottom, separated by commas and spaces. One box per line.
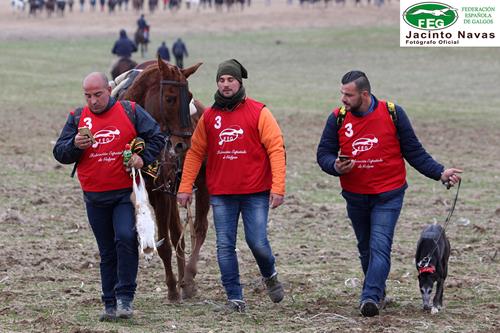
172, 37, 188, 69
137, 14, 150, 43
112, 29, 137, 59
111, 29, 138, 77
157, 41, 171, 62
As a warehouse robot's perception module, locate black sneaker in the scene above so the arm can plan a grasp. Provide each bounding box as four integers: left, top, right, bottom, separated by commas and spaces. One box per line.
264, 273, 284, 303
214, 300, 246, 313
99, 306, 116, 322
360, 299, 379, 317
116, 299, 134, 319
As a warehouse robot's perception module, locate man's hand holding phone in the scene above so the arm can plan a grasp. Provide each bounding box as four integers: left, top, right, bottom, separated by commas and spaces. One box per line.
75, 127, 95, 149
335, 154, 354, 174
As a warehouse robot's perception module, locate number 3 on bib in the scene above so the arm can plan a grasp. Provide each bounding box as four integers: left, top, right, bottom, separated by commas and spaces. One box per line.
214, 115, 222, 129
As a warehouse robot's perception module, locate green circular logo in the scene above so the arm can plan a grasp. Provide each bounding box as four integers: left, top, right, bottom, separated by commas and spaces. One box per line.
403, 2, 458, 30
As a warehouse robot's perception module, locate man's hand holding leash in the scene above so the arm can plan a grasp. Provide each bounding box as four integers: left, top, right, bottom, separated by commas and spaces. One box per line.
441, 168, 463, 189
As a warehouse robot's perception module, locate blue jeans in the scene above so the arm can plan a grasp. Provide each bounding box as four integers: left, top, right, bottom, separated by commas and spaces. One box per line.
341, 186, 406, 304
210, 191, 276, 301
85, 193, 138, 307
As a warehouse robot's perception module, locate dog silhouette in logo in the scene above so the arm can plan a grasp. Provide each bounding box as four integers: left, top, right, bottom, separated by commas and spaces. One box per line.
93, 128, 121, 148
411, 7, 456, 17
352, 136, 378, 156
218, 126, 244, 146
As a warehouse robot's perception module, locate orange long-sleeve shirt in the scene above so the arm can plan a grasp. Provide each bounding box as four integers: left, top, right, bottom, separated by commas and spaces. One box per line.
178, 105, 286, 195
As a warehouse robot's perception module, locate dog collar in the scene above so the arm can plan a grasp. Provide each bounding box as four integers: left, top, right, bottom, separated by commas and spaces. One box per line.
418, 265, 436, 274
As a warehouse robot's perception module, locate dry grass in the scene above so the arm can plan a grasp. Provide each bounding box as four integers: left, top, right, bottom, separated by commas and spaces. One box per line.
1, 1, 499, 332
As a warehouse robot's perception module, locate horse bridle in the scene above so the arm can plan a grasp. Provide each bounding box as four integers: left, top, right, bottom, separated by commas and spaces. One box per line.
153, 78, 194, 195
159, 79, 192, 137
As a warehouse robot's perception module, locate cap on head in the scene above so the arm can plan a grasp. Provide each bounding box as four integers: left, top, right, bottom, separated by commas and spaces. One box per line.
216, 59, 248, 83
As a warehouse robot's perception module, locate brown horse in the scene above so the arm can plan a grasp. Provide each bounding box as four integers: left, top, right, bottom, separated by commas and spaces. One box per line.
110, 57, 138, 80
134, 27, 149, 58
121, 57, 209, 301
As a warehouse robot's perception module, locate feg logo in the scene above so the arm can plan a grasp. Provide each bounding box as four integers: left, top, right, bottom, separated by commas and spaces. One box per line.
403, 2, 458, 30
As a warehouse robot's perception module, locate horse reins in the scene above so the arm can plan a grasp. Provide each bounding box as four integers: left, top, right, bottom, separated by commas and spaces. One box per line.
175, 202, 196, 259
152, 78, 194, 195
417, 179, 462, 269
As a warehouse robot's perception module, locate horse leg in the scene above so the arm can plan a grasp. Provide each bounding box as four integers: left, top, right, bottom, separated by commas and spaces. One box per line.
181, 165, 209, 299
152, 193, 181, 301
164, 196, 187, 300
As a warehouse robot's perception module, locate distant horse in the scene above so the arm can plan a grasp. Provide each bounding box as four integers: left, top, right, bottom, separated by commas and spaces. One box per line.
120, 58, 209, 301
28, 0, 42, 16
45, 0, 56, 16
110, 57, 138, 80
132, 0, 143, 10
11, 0, 26, 14
135, 27, 149, 58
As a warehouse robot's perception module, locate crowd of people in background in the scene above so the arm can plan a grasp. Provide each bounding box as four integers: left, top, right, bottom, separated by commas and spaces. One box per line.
14, 0, 390, 18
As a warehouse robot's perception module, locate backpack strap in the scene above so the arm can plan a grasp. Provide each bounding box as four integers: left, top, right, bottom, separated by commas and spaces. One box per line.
119, 100, 137, 126
386, 101, 397, 125
71, 107, 84, 127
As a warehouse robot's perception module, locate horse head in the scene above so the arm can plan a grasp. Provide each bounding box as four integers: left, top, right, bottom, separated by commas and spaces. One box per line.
123, 57, 202, 194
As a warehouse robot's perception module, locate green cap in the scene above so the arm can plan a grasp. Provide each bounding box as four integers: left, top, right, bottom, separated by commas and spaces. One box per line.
216, 59, 248, 83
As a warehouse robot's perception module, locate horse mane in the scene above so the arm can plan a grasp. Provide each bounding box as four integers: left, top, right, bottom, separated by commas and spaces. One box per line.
123, 64, 159, 105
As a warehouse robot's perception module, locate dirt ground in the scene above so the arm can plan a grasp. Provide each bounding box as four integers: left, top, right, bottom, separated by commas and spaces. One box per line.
1, 0, 399, 40
1, 1, 499, 333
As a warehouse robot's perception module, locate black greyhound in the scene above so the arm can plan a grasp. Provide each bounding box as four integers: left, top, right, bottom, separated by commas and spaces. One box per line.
415, 224, 451, 313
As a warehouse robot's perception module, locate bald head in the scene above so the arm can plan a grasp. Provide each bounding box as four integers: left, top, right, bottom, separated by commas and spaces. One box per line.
83, 72, 109, 90
83, 72, 112, 114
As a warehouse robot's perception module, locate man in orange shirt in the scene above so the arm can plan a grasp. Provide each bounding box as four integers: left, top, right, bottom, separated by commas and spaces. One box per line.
177, 59, 286, 313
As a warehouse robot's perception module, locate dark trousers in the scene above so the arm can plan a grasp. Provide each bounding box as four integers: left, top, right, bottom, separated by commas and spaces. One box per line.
175, 55, 184, 69
341, 186, 406, 304
86, 196, 138, 307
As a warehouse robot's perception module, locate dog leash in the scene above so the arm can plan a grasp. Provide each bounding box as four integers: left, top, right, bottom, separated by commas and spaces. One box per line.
417, 179, 462, 269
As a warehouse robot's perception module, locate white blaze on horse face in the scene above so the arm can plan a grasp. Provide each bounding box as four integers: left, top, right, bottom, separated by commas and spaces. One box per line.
132, 167, 157, 262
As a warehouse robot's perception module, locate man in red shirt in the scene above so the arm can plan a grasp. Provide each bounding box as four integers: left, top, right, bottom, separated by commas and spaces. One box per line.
53, 72, 163, 321
177, 59, 286, 312
317, 70, 462, 317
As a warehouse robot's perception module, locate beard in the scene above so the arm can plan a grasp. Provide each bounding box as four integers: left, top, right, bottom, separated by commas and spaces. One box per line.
344, 97, 362, 113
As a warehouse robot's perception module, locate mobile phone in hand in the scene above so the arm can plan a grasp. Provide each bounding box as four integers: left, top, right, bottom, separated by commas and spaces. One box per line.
338, 155, 350, 162
78, 127, 96, 144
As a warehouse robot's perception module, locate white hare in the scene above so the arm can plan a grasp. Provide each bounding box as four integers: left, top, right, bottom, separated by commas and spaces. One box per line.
131, 167, 157, 262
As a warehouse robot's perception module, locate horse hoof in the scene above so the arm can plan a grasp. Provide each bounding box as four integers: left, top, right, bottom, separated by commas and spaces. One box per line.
167, 290, 181, 302
181, 283, 197, 299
